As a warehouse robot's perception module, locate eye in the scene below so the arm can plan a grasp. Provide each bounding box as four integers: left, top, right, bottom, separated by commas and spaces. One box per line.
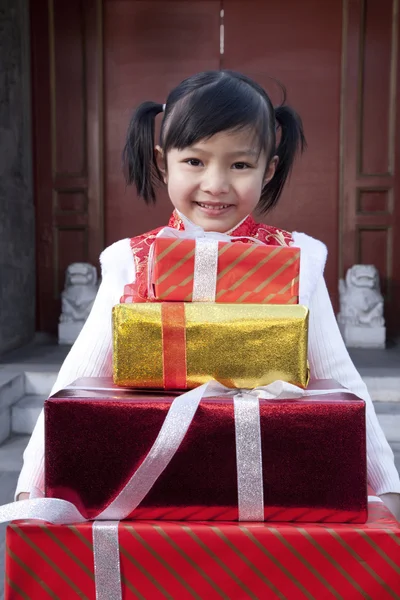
184, 158, 203, 167
232, 162, 251, 170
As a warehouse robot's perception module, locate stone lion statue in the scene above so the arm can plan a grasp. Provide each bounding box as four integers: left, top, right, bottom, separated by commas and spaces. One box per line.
60, 263, 98, 324
338, 265, 384, 328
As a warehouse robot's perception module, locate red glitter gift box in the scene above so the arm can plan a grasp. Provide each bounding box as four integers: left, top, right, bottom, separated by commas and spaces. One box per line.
4, 501, 400, 600
44, 377, 367, 523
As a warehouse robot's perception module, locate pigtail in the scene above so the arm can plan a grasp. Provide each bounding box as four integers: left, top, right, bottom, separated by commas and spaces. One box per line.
122, 101, 164, 203
260, 104, 306, 213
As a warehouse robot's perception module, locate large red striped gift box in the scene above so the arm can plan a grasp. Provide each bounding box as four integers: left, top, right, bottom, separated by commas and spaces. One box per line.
4, 501, 400, 600
44, 378, 367, 522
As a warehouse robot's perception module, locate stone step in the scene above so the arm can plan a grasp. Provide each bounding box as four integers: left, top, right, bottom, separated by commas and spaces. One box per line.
0, 373, 25, 445
0, 435, 29, 472
0, 372, 24, 411
364, 377, 400, 402
372, 404, 400, 443
11, 395, 46, 435
376, 415, 400, 443
24, 370, 57, 396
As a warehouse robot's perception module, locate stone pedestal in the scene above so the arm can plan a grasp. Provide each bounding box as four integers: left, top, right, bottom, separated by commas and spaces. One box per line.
58, 263, 98, 345
339, 324, 386, 349
58, 321, 85, 346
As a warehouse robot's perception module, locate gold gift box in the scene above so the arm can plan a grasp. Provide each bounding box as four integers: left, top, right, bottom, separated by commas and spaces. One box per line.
112, 303, 309, 389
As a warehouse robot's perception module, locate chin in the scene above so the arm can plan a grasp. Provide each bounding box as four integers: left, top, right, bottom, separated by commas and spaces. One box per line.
199, 218, 235, 233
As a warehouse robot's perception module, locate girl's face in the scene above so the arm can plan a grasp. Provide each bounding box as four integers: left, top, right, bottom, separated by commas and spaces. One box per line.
157, 129, 277, 232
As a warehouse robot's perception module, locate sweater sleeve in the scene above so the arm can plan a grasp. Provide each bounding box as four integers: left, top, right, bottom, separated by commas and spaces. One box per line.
308, 276, 400, 495
15, 238, 134, 498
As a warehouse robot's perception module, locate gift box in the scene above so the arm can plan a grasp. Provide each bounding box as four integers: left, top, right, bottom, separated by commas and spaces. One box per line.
112, 302, 309, 389
44, 378, 367, 522
148, 237, 300, 303
5, 501, 399, 600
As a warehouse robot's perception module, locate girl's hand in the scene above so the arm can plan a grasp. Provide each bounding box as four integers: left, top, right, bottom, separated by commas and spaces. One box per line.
380, 492, 400, 522
17, 492, 29, 501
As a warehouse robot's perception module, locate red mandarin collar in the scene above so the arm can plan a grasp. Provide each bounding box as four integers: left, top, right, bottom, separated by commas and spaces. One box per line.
121, 211, 293, 303
167, 210, 292, 246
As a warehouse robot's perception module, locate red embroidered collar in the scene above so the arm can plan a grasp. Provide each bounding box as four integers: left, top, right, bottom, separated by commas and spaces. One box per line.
167, 210, 292, 246
121, 211, 292, 303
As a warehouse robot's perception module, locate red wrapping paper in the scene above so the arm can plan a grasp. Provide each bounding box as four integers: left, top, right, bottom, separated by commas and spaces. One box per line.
5, 502, 400, 600
149, 238, 300, 303
44, 378, 367, 522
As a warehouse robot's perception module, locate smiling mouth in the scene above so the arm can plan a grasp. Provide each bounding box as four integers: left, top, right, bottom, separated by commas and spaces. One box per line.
195, 202, 233, 211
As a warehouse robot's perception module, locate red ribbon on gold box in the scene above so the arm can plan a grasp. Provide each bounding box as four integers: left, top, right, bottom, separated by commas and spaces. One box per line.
149, 238, 300, 303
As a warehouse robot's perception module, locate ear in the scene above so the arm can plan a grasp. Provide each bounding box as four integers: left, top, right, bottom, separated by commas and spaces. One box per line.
155, 145, 167, 183
263, 155, 279, 187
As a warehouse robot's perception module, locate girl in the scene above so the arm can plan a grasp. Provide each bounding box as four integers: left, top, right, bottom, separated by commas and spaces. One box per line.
16, 70, 400, 519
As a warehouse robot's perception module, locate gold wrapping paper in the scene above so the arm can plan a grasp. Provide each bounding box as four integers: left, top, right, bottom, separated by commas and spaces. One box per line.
112, 303, 309, 389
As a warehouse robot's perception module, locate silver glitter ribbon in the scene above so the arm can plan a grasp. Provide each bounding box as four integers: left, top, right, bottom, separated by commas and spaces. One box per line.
93, 521, 122, 600
96, 381, 215, 519
234, 393, 264, 520
0, 496, 87, 524
192, 238, 219, 301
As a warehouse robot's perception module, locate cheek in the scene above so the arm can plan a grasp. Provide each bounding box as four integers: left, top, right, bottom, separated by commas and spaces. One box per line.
168, 171, 196, 198
239, 177, 264, 203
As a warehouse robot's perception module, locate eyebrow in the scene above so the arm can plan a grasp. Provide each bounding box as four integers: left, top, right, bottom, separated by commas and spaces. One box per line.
188, 147, 259, 158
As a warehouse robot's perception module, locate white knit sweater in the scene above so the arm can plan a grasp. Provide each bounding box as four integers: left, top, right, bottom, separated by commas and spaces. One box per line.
15, 231, 400, 498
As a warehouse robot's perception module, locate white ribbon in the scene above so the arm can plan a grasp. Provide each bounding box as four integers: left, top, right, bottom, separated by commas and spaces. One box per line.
192, 239, 219, 301
147, 225, 264, 301
96, 381, 214, 519
93, 521, 122, 600
234, 393, 264, 520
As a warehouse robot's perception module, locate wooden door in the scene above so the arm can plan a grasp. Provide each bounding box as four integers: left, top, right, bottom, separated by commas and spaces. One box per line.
103, 0, 221, 245
32, 0, 400, 335
341, 0, 400, 336
222, 0, 343, 307
31, 0, 103, 333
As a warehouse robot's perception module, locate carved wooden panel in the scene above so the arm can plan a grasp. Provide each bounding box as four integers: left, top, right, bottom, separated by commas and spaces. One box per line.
52, 1, 86, 176
359, 1, 394, 175
357, 227, 391, 294
357, 189, 391, 214
55, 228, 89, 293
341, 0, 400, 334
56, 192, 88, 213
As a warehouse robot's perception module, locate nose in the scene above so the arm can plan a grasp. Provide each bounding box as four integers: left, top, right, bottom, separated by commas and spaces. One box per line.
200, 166, 230, 196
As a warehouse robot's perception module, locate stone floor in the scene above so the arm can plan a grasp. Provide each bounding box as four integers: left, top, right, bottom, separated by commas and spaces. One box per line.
348, 342, 400, 376
0, 338, 70, 368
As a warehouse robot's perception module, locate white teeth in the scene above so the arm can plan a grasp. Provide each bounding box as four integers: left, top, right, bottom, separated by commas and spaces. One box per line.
197, 203, 231, 210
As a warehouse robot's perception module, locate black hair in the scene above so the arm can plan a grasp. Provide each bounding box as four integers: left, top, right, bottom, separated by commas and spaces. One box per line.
123, 70, 306, 212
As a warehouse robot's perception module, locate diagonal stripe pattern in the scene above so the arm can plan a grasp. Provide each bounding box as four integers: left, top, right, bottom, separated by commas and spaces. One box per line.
152, 238, 300, 304
4, 504, 400, 600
